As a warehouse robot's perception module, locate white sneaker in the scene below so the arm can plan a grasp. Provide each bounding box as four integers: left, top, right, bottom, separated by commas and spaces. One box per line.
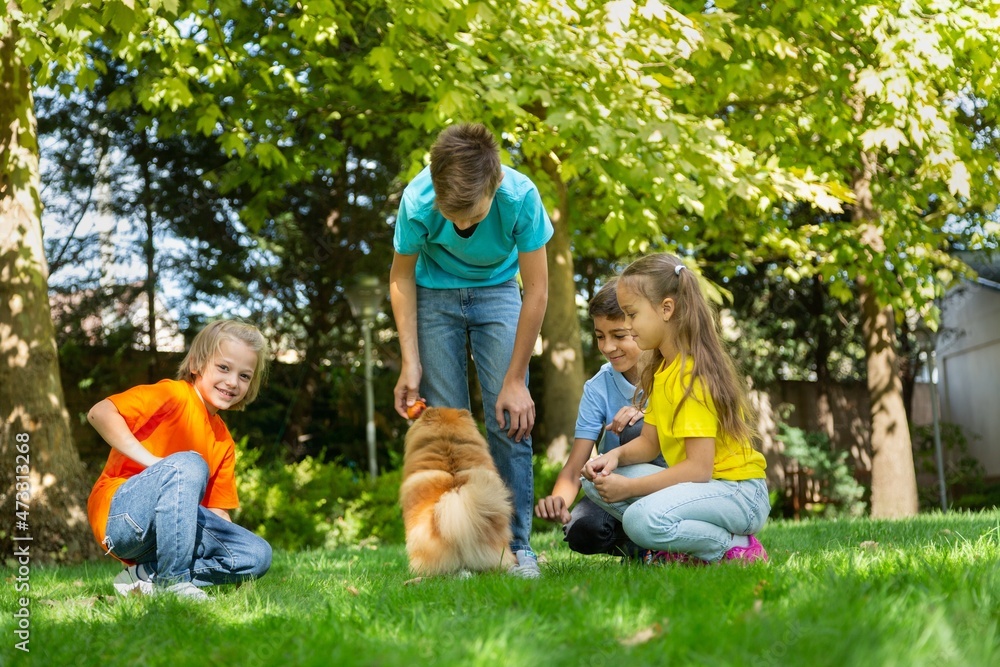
156, 581, 210, 601
113, 564, 154, 596
508, 549, 541, 579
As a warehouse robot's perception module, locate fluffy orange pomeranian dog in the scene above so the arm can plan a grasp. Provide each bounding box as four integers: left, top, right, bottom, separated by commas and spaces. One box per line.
400, 407, 517, 575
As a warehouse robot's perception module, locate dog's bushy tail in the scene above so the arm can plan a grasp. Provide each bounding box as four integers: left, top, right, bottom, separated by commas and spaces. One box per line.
434, 469, 515, 570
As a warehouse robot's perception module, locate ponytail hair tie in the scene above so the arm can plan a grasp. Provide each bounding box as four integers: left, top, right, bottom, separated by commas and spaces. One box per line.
674, 264, 686, 276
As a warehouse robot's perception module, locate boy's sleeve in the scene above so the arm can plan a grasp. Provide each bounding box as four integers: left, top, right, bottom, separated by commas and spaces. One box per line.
107, 381, 178, 436
513, 183, 553, 253
204, 441, 240, 510
393, 192, 428, 256
574, 379, 607, 441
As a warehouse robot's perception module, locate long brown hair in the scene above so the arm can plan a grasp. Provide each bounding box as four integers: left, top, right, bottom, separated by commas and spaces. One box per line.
621, 253, 756, 446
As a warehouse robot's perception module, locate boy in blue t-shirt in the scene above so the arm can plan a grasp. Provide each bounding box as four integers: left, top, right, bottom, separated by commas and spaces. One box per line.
389, 123, 553, 578
535, 278, 665, 557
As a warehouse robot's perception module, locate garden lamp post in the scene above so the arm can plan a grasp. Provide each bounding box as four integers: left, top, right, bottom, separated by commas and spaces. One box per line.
916, 326, 948, 512
345, 274, 386, 481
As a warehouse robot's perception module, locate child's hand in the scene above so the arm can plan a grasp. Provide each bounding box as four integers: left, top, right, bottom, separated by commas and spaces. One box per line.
535, 495, 572, 524
592, 472, 632, 503
607, 406, 642, 435
406, 398, 428, 420
581, 451, 618, 481
394, 366, 423, 419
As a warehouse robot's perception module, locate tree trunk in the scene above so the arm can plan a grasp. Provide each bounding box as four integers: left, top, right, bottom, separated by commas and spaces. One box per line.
139, 131, 158, 383
537, 158, 585, 463
1, 16, 101, 562
853, 157, 918, 518
810, 276, 837, 446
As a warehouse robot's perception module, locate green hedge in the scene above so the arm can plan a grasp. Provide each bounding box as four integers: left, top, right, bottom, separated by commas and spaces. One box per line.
234, 442, 575, 551
233, 439, 404, 550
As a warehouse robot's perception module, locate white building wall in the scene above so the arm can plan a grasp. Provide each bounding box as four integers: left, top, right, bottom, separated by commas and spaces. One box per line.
937, 282, 1000, 478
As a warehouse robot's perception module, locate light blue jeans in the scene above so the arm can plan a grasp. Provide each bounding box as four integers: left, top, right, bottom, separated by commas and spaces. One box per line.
417, 280, 533, 553
103, 451, 272, 587
581, 464, 770, 562
564, 420, 653, 556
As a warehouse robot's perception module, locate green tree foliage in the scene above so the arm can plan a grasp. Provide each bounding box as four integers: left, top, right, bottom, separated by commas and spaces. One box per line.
18, 0, 1000, 524
667, 0, 1000, 516
775, 423, 867, 519
357, 0, 850, 454
36, 0, 854, 462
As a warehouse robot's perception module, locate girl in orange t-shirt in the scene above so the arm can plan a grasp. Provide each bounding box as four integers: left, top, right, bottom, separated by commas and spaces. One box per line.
87, 320, 271, 600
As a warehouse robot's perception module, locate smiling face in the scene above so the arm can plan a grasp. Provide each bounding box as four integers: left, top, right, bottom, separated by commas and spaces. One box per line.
616, 282, 674, 357
191, 338, 259, 415
592, 315, 641, 380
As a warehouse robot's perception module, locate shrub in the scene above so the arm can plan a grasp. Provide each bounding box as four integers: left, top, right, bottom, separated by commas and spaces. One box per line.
233, 438, 404, 551
911, 422, 987, 511
775, 424, 866, 519
332, 469, 406, 547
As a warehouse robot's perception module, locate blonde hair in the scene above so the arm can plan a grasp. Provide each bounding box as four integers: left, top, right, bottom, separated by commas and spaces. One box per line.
176, 320, 270, 411
429, 123, 503, 219
621, 253, 756, 445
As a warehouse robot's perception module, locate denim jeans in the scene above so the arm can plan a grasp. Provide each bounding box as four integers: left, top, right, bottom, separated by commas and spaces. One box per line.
416, 280, 533, 552
564, 420, 648, 556
103, 451, 272, 587
563, 497, 634, 556
581, 464, 770, 562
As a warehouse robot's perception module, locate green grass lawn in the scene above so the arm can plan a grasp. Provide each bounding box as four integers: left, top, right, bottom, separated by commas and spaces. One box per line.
3, 510, 999, 667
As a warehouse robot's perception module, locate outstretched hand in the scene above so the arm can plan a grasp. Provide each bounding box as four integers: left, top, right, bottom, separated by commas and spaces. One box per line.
535, 495, 571, 524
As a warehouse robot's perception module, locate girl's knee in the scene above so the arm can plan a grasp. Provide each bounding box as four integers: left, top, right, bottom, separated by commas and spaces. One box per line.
622, 506, 677, 545
621, 508, 647, 541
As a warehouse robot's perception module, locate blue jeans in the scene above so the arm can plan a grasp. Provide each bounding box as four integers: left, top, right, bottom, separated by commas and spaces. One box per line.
581, 464, 770, 562
102, 451, 272, 587
417, 280, 533, 553
564, 420, 650, 556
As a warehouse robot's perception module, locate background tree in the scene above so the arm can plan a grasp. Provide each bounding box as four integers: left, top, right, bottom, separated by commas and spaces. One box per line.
2, 0, 101, 561
673, 0, 1000, 516
363, 0, 848, 458
95, 1, 414, 460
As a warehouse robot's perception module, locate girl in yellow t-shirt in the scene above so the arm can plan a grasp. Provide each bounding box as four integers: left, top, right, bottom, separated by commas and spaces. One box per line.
581, 253, 770, 564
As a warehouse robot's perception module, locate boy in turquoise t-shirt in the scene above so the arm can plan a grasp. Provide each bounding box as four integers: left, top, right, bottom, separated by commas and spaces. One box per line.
389, 123, 553, 578
535, 278, 665, 557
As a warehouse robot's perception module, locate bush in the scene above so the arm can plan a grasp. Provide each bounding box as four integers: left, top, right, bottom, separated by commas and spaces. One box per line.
776, 424, 866, 519
911, 422, 986, 511
333, 469, 406, 547
233, 438, 404, 551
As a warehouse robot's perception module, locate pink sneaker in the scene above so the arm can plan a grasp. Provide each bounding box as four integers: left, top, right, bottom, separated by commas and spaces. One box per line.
723, 535, 769, 564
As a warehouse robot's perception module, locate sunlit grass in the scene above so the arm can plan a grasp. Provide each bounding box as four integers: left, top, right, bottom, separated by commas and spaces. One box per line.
3, 511, 999, 666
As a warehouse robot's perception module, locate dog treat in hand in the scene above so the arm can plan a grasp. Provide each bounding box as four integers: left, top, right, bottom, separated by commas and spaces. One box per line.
406, 398, 428, 420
